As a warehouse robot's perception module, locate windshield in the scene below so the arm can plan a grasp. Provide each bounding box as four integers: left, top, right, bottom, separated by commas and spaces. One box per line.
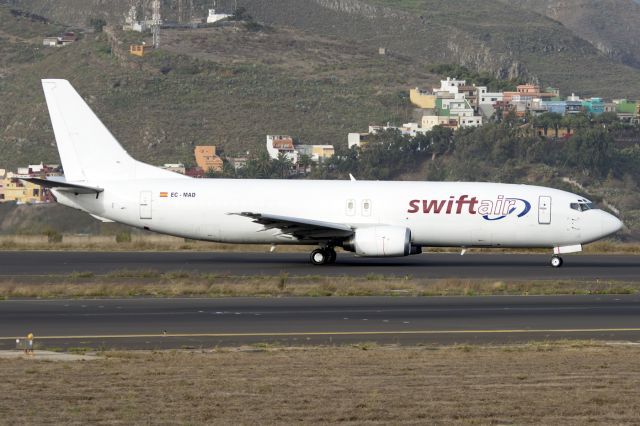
570, 199, 594, 212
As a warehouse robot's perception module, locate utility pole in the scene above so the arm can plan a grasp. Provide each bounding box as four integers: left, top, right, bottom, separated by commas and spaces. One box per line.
151, 0, 161, 48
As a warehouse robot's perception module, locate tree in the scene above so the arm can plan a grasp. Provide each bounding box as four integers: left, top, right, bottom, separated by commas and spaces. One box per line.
564, 128, 612, 176
89, 17, 106, 33
273, 151, 294, 178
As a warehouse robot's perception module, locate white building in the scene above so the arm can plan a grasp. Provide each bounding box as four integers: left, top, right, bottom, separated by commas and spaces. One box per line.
207, 9, 230, 24
348, 133, 368, 148
476, 86, 503, 105
266, 135, 298, 162
434, 77, 466, 95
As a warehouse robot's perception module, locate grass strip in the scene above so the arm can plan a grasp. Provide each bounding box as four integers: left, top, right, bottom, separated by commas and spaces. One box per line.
0, 271, 637, 299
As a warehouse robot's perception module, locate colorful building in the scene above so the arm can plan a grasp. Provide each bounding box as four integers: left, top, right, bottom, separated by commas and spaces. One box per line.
409, 88, 436, 109
194, 146, 223, 172
582, 97, 605, 115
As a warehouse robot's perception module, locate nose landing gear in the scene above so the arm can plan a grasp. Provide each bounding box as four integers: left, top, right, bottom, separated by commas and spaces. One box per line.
550, 255, 563, 268
310, 247, 337, 265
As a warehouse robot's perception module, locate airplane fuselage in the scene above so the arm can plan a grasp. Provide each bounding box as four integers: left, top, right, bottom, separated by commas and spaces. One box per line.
54, 179, 620, 249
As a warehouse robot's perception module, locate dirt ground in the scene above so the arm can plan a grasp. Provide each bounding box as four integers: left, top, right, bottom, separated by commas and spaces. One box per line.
1, 343, 640, 424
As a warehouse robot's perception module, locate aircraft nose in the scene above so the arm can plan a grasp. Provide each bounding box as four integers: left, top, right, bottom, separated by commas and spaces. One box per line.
601, 212, 623, 236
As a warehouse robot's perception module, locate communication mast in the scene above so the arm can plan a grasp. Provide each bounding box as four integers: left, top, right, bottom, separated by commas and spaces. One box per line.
151, 0, 161, 48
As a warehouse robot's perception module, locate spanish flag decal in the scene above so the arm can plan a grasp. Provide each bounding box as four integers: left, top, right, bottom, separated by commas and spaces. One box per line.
160, 192, 168, 198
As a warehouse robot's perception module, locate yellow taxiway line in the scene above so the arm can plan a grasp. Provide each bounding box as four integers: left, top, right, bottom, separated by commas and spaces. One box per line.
2, 328, 640, 340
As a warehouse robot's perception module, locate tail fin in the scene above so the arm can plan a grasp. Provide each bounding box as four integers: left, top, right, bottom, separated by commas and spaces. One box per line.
41, 79, 186, 182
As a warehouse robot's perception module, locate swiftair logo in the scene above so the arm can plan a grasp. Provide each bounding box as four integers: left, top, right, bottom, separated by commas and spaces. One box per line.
407, 195, 531, 221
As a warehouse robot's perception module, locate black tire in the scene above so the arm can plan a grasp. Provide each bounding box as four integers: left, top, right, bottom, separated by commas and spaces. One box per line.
310, 248, 327, 265
550, 255, 563, 268
327, 248, 337, 264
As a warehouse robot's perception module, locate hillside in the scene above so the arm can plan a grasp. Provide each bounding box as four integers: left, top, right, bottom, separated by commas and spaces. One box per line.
0, 4, 433, 170
239, 0, 640, 98
508, 0, 640, 70
4, 0, 640, 98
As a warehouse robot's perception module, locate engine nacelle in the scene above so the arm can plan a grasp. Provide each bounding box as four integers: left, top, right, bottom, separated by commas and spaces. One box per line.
343, 226, 412, 257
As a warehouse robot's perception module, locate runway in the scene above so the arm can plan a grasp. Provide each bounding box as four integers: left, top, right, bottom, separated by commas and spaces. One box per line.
1, 295, 640, 349
0, 251, 639, 281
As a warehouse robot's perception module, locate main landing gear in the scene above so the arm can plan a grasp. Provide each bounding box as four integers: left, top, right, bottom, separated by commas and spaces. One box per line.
550, 255, 563, 268
310, 247, 337, 265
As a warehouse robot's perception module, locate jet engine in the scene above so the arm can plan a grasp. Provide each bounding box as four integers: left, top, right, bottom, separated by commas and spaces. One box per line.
343, 226, 418, 257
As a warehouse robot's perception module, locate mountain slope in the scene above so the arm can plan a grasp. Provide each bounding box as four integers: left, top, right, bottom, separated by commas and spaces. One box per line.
508, 0, 640, 69
0, 4, 433, 170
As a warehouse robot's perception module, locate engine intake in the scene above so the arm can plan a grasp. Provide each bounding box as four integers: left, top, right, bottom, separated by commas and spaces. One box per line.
343, 226, 412, 257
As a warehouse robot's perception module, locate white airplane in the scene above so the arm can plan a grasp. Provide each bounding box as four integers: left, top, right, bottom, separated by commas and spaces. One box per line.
24, 79, 623, 267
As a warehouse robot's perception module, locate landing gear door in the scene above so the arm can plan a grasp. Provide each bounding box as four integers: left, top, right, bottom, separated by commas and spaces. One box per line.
140, 190, 152, 219
538, 196, 551, 224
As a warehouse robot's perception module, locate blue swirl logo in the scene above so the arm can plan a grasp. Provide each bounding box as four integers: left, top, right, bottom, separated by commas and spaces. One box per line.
482, 198, 531, 221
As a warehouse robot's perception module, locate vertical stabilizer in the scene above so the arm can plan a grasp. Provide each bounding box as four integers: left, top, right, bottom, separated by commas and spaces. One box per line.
41, 79, 186, 182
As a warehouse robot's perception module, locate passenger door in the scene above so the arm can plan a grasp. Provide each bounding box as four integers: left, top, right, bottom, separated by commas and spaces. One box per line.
140, 191, 152, 219
538, 196, 551, 224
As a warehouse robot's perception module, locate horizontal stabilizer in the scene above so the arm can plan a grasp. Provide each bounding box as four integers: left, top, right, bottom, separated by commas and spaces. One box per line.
19, 177, 103, 195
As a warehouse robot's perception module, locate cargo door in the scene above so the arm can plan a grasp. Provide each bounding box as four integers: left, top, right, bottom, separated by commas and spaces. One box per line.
538, 196, 551, 224
140, 191, 152, 219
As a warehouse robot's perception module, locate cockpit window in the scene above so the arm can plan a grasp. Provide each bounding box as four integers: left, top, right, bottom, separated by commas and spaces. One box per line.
570, 201, 594, 212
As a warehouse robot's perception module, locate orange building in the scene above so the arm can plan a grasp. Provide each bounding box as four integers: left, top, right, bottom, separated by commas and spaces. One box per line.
129, 44, 153, 57
194, 146, 224, 173
503, 84, 557, 102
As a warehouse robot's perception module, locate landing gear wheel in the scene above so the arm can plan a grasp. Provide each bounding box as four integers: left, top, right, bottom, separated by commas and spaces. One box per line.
550, 255, 563, 268
327, 248, 337, 264
310, 248, 328, 265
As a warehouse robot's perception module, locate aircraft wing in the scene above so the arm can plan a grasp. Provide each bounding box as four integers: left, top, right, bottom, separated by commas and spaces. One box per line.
19, 177, 103, 195
236, 212, 354, 241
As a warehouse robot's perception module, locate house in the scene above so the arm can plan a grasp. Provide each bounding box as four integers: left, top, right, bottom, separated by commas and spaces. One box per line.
409, 87, 436, 109
421, 116, 459, 131
207, 9, 230, 24
130, 44, 153, 57
614, 99, 638, 121
0, 175, 45, 204
194, 146, 223, 172
582, 97, 605, 115
434, 77, 466, 95
59, 32, 77, 46
503, 84, 556, 103
348, 132, 369, 148
266, 135, 297, 162
43, 37, 60, 47
296, 145, 335, 163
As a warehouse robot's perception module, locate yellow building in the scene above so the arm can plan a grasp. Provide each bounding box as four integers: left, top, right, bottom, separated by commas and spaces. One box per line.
421, 115, 459, 131
129, 44, 153, 57
410, 88, 436, 109
310, 145, 334, 161
194, 146, 224, 172
0, 177, 44, 204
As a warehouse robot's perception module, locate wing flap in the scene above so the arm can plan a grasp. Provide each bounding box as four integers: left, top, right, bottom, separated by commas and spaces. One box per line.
235, 212, 354, 241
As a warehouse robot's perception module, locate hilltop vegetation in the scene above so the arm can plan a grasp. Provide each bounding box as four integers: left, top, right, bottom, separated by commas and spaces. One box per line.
0, 4, 433, 170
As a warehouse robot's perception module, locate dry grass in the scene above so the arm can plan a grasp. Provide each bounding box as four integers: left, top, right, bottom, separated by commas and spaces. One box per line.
1, 342, 640, 424
0, 272, 637, 299
1, 234, 640, 254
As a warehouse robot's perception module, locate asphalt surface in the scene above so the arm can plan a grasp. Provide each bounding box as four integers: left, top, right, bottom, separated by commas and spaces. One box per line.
0, 251, 639, 281
2, 296, 640, 349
